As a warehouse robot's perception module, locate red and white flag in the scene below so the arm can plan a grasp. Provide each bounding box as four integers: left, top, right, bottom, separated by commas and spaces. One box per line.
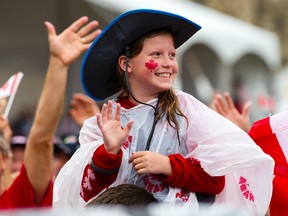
249, 111, 288, 166
0, 72, 24, 99
0, 72, 24, 117
248, 111, 288, 216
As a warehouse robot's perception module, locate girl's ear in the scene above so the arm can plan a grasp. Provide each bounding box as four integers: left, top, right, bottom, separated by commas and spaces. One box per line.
118, 55, 132, 73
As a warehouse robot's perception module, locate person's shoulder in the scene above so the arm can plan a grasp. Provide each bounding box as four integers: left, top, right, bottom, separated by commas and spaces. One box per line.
175, 89, 190, 97
0, 165, 32, 208
82, 115, 97, 127
175, 90, 211, 112
175, 90, 199, 103
79, 115, 101, 144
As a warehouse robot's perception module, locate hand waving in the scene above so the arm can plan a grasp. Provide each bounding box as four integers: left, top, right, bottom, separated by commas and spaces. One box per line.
70, 93, 101, 126
45, 16, 102, 66
210, 91, 252, 132
97, 100, 133, 154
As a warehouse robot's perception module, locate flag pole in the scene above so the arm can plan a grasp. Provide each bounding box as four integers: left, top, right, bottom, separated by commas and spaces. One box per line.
3, 93, 15, 118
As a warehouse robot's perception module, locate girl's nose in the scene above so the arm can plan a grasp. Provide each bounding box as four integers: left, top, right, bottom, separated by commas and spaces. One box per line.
162, 55, 173, 67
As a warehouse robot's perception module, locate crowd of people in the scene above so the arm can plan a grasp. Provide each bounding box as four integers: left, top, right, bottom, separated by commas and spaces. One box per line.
0, 8, 286, 216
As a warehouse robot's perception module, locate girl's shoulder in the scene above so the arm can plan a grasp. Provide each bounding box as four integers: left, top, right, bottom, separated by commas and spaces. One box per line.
175, 90, 199, 103
174, 90, 209, 110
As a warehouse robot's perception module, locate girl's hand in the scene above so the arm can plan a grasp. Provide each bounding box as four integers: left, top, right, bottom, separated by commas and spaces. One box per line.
97, 100, 133, 154
128, 151, 172, 176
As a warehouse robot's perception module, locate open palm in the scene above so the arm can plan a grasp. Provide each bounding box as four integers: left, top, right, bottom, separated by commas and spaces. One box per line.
97, 100, 133, 154
45, 16, 101, 66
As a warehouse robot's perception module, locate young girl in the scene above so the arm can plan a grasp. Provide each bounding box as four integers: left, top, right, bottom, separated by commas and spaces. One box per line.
53, 9, 274, 215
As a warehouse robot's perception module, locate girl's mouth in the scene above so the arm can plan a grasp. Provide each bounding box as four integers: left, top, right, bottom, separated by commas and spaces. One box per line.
155, 73, 171, 78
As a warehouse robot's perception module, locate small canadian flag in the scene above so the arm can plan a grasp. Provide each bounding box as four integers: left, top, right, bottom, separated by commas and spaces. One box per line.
0, 72, 24, 117
0, 72, 24, 99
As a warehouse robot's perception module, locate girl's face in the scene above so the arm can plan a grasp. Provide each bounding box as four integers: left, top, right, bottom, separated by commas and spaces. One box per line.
126, 33, 178, 101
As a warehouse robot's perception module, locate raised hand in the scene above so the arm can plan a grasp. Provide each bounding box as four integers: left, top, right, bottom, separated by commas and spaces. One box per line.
97, 100, 133, 154
128, 151, 172, 176
210, 91, 252, 132
21, 17, 102, 204
45, 16, 101, 66
70, 93, 100, 126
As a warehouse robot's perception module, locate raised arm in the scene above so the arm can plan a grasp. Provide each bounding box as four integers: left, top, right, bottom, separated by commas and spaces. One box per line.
23, 16, 101, 203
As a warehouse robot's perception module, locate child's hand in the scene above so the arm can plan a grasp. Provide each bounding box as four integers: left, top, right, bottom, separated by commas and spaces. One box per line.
128, 151, 172, 176
97, 100, 133, 154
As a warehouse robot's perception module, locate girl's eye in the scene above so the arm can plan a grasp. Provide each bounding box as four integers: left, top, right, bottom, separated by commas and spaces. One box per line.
169, 53, 176, 58
152, 52, 161, 56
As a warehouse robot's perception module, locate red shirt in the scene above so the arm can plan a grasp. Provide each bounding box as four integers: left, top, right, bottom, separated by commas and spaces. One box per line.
0, 165, 53, 209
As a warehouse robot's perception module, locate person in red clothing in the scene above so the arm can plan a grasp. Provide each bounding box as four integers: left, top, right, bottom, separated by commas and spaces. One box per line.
210, 91, 288, 216
0, 15, 101, 209
248, 112, 288, 216
54, 9, 274, 215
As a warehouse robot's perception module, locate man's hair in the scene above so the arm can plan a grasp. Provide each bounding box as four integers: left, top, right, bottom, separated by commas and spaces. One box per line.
86, 184, 158, 207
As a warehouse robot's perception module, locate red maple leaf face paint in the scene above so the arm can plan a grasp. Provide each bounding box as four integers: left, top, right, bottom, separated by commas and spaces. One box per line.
145, 59, 158, 72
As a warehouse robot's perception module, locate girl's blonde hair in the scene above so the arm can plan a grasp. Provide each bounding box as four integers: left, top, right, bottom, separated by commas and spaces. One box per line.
117, 29, 188, 134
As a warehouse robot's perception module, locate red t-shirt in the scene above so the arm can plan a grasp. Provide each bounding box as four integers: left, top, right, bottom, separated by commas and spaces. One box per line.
0, 165, 53, 209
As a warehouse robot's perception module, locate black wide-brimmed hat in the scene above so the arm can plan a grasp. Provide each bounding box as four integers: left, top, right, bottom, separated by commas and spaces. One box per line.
81, 9, 201, 101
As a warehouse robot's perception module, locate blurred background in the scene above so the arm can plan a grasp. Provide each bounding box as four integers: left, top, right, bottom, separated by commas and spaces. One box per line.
1, 0, 288, 136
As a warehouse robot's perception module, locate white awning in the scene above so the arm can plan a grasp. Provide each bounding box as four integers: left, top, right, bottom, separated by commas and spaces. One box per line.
84, 0, 281, 70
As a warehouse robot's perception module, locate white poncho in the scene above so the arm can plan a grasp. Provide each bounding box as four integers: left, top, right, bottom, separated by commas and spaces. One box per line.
53, 90, 274, 215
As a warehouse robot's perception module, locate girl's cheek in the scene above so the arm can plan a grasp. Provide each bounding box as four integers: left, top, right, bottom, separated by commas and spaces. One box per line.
145, 59, 158, 72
